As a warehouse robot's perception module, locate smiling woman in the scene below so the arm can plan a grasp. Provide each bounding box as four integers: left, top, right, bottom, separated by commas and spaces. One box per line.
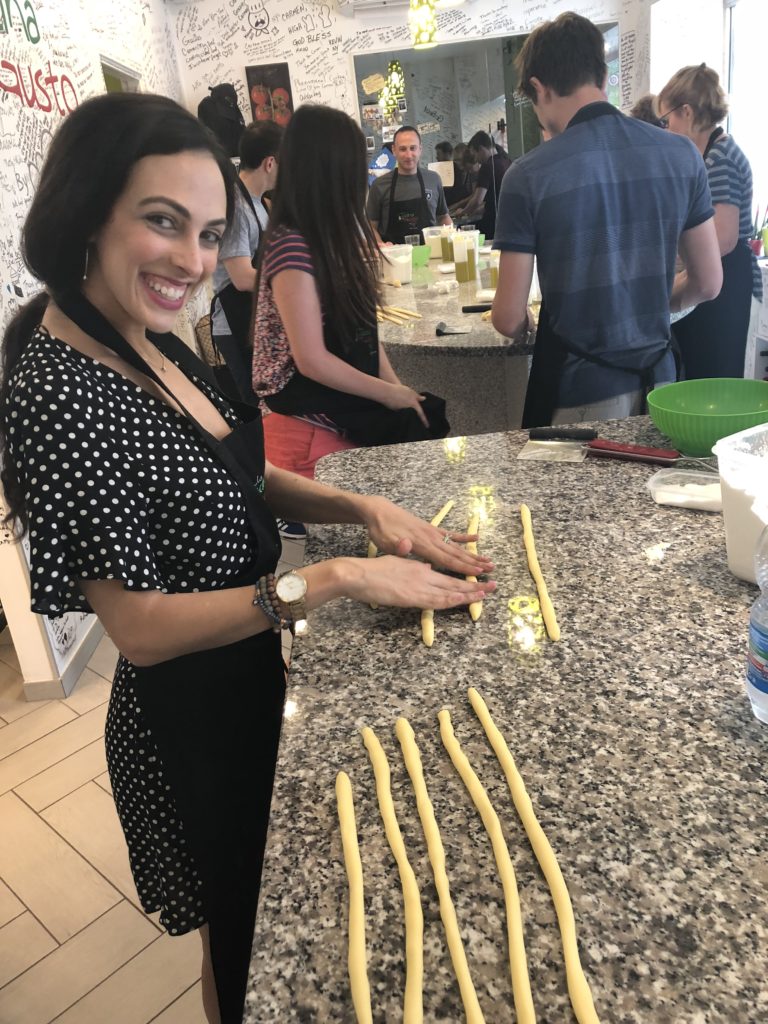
0, 92, 495, 1024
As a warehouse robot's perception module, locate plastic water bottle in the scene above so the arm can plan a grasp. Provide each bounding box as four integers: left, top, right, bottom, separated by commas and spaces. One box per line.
746, 524, 768, 723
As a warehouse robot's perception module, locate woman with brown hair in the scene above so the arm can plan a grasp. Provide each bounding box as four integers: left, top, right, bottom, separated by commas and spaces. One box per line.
657, 64, 761, 378
0, 93, 493, 1024
252, 104, 449, 477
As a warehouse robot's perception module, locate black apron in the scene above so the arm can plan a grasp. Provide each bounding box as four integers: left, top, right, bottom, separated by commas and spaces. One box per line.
210, 177, 262, 400
381, 167, 433, 244
56, 290, 283, 1024
672, 127, 754, 379
264, 313, 450, 445
522, 302, 673, 429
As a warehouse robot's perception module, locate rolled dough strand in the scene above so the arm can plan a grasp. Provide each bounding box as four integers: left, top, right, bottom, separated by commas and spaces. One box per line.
366, 540, 379, 609
438, 709, 536, 1023
395, 717, 486, 1024
420, 498, 455, 647
362, 728, 424, 1024
335, 772, 373, 1024
519, 503, 560, 641
465, 513, 482, 623
467, 688, 600, 1024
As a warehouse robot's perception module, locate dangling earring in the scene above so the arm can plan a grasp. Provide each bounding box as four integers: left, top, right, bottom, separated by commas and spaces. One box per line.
82, 246, 89, 282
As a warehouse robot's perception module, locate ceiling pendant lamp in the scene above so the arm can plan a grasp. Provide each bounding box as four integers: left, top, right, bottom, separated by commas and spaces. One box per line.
409, 0, 438, 50
378, 59, 405, 116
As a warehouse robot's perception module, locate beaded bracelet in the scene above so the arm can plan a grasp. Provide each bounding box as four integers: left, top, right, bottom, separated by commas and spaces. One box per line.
253, 573, 290, 633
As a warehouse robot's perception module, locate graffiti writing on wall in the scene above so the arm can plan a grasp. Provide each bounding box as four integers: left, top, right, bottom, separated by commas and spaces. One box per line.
0, 58, 78, 113
0, 0, 40, 45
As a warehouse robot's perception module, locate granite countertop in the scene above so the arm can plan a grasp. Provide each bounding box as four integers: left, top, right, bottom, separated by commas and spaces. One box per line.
245, 418, 767, 1024
377, 262, 532, 357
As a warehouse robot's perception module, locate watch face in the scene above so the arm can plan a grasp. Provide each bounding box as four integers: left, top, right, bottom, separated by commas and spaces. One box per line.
276, 572, 307, 603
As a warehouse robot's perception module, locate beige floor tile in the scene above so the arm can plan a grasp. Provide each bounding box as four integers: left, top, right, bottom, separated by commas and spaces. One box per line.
52, 927, 201, 1024
94, 770, 112, 795
0, 792, 120, 942
0, 659, 48, 725
61, 667, 111, 716
149, 981, 206, 1024
0, 705, 106, 796
86, 633, 119, 682
14, 740, 107, 812
0, 900, 158, 1024
0, 877, 24, 927
0, 702, 78, 760
0, 641, 21, 673
0, 911, 57, 987
42, 782, 137, 905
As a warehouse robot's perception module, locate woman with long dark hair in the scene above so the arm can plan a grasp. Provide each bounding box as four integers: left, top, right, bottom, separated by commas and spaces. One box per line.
658, 64, 761, 378
252, 104, 448, 473
0, 93, 493, 1024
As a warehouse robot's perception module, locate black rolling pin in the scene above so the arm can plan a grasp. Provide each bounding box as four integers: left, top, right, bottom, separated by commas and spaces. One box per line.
461, 303, 492, 313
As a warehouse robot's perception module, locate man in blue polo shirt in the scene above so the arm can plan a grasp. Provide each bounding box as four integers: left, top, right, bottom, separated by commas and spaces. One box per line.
492, 13, 723, 427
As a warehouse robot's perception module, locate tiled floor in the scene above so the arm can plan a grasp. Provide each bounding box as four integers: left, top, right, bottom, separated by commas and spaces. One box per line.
0, 537, 304, 1023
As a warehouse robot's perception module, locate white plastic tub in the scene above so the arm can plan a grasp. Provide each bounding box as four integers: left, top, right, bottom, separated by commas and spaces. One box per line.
381, 244, 413, 285
422, 227, 443, 259
712, 424, 768, 583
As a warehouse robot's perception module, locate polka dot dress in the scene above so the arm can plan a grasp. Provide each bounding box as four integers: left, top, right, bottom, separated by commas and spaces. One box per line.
6, 327, 262, 935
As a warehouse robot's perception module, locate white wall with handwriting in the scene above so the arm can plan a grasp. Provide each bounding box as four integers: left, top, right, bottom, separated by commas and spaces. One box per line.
167, 0, 651, 136
0, 0, 182, 331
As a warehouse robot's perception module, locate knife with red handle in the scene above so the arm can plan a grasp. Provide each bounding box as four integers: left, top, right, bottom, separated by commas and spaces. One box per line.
585, 439, 683, 464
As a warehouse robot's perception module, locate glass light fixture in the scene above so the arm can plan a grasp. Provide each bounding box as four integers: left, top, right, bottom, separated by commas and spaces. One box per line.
409, 0, 438, 49
378, 59, 406, 116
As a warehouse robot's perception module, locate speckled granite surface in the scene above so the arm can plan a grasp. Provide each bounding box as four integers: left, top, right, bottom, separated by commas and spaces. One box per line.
377, 264, 532, 436
244, 418, 767, 1024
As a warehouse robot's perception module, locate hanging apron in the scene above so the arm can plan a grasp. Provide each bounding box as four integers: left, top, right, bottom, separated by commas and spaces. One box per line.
56, 290, 283, 1024
381, 167, 433, 244
522, 301, 673, 429
672, 127, 753, 379
265, 312, 450, 445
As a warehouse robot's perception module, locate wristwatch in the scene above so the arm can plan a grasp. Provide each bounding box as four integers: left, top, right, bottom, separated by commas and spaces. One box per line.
275, 570, 309, 636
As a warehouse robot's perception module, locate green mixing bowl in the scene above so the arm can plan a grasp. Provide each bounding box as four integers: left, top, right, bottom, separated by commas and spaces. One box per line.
647, 378, 768, 456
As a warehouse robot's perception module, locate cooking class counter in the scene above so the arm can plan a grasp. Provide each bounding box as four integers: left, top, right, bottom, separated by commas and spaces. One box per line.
377, 261, 533, 436
244, 417, 766, 1024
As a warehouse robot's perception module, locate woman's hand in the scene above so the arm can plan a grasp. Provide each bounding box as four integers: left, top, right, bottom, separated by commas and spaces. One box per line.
382, 383, 430, 428
338, 555, 495, 611
361, 496, 495, 578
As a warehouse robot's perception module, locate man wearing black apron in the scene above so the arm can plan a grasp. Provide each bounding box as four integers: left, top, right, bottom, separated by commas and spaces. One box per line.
211, 121, 281, 399
489, 13, 723, 428
366, 125, 451, 245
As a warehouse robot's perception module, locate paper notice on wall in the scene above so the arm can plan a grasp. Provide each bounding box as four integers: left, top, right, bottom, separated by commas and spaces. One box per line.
362, 73, 386, 95
428, 161, 455, 187
418, 121, 441, 136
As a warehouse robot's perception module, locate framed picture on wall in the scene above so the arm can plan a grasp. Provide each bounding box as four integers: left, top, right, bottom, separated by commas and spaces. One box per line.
366, 136, 376, 151
245, 62, 293, 126
397, 97, 407, 113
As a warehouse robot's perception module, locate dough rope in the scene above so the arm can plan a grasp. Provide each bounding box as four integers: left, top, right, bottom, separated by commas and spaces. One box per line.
438, 709, 536, 1023
465, 513, 483, 622
395, 717, 486, 1024
362, 728, 424, 1024
467, 688, 600, 1024
520, 503, 560, 641
336, 771, 373, 1024
421, 499, 455, 647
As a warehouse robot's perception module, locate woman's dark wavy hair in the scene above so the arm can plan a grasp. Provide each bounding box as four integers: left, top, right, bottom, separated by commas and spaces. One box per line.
0, 92, 235, 532
264, 104, 380, 339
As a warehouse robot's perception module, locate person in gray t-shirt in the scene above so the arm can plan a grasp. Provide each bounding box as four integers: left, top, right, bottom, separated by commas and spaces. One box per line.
211, 120, 281, 397
366, 126, 451, 245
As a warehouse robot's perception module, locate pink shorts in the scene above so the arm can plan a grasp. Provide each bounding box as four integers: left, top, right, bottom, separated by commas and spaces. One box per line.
262, 412, 357, 479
